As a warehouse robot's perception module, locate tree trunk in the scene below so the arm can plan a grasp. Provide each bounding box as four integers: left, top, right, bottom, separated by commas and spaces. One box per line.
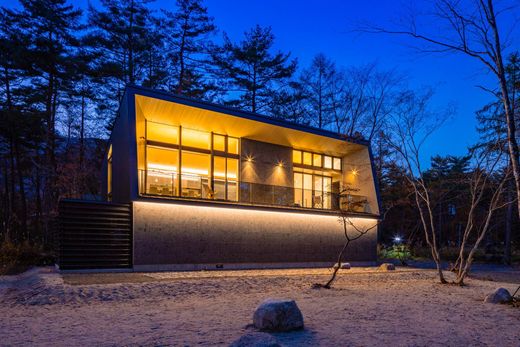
504, 177, 513, 265
488, 0, 520, 220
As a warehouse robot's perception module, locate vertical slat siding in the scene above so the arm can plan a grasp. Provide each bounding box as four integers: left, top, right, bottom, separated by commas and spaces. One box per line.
58, 200, 132, 270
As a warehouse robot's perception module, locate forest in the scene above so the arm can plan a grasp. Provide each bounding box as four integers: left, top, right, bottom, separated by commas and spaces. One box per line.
0, 0, 518, 271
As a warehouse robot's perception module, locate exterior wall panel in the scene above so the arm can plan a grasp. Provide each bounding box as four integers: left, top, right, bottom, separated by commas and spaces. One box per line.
133, 201, 377, 269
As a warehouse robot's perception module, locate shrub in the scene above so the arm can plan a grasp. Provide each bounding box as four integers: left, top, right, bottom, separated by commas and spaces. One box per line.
0, 241, 53, 275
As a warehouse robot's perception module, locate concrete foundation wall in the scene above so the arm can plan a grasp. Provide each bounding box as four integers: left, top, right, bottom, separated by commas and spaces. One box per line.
133, 200, 378, 267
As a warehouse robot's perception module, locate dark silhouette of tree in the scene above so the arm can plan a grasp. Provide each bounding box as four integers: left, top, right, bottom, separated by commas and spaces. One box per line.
213, 25, 297, 114
161, 0, 217, 98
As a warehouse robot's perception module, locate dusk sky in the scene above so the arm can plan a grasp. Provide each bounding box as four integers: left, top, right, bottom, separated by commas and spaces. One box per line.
4, 0, 519, 166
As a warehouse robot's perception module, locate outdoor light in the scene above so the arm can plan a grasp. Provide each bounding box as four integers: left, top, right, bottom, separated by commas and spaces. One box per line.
277, 162, 284, 167
351, 169, 358, 176
393, 235, 403, 244
247, 156, 253, 162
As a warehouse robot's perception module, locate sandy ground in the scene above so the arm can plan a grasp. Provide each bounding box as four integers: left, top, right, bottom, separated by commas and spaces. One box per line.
0, 266, 519, 347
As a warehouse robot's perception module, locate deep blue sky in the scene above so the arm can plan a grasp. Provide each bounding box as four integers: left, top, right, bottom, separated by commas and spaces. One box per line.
3, 0, 518, 166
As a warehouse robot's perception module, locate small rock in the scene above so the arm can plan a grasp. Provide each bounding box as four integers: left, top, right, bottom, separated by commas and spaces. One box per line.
334, 262, 351, 269
378, 263, 395, 271
229, 332, 282, 347
253, 299, 304, 332
484, 288, 512, 304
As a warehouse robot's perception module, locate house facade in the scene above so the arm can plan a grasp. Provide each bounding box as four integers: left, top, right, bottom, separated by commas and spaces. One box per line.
101, 86, 381, 271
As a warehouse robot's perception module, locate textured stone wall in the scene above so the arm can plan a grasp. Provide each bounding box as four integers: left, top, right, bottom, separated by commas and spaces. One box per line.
133, 200, 378, 268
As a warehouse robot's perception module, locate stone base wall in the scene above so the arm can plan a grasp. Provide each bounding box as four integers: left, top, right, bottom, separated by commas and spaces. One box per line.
132, 200, 378, 266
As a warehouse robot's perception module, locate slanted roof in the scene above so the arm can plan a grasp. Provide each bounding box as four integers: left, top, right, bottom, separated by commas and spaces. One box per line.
127, 85, 368, 156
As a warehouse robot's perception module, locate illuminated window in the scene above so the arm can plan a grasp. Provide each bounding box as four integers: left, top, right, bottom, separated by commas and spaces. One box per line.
213, 134, 226, 152
181, 151, 210, 198
227, 158, 239, 201
294, 172, 303, 206
228, 137, 239, 155
147, 121, 179, 144
313, 153, 322, 167
303, 152, 312, 166
213, 156, 226, 200
333, 157, 341, 170
182, 128, 210, 149
323, 156, 332, 169
146, 146, 179, 196
294, 171, 333, 210
293, 150, 302, 164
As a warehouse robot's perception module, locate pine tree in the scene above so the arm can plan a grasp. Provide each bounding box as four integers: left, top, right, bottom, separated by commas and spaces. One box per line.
161, 0, 216, 98
86, 0, 159, 121
213, 25, 297, 114
299, 53, 337, 129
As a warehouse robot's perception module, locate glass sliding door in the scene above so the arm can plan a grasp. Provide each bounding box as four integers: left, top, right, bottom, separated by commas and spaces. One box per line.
294, 172, 303, 207
313, 176, 323, 208
213, 156, 226, 200
293, 171, 333, 210
303, 173, 313, 208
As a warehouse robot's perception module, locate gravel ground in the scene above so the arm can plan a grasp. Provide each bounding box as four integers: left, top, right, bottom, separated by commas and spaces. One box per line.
0, 266, 519, 346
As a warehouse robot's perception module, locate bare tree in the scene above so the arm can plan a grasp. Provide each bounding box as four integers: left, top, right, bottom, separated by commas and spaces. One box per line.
453, 144, 511, 285
363, 0, 520, 219
313, 187, 379, 289
328, 64, 401, 140
384, 89, 451, 283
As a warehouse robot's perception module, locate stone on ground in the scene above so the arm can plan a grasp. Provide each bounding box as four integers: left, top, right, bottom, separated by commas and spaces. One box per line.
378, 263, 395, 271
229, 332, 282, 347
334, 262, 351, 269
253, 299, 304, 332
484, 288, 512, 304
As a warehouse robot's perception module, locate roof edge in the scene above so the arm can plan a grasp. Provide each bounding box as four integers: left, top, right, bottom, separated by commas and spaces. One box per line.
125, 84, 370, 147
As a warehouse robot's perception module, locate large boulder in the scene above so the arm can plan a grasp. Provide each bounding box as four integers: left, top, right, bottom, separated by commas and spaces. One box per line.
378, 263, 395, 271
253, 299, 304, 332
484, 288, 512, 304
229, 332, 282, 347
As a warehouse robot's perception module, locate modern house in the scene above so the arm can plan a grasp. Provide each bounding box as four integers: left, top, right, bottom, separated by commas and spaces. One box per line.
61, 85, 381, 271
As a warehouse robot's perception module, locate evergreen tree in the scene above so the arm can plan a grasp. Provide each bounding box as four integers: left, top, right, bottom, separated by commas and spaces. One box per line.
86, 0, 159, 121
15, 0, 82, 218
213, 25, 297, 114
299, 53, 336, 129
161, 0, 216, 98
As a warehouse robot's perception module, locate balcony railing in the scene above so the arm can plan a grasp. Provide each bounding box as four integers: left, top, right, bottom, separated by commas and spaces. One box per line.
138, 169, 369, 213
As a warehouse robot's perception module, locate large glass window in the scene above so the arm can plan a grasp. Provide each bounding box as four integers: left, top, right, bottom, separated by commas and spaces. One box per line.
140, 122, 240, 202
213, 156, 226, 200
146, 146, 179, 196
147, 122, 179, 144
227, 158, 238, 201
181, 151, 210, 198
294, 171, 334, 209
182, 128, 211, 149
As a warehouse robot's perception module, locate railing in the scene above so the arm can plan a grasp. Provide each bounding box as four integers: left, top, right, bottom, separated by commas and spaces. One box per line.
138, 169, 369, 213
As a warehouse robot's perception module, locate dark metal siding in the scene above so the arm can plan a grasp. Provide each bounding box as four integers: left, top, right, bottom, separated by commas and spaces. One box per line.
58, 200, 132, 270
